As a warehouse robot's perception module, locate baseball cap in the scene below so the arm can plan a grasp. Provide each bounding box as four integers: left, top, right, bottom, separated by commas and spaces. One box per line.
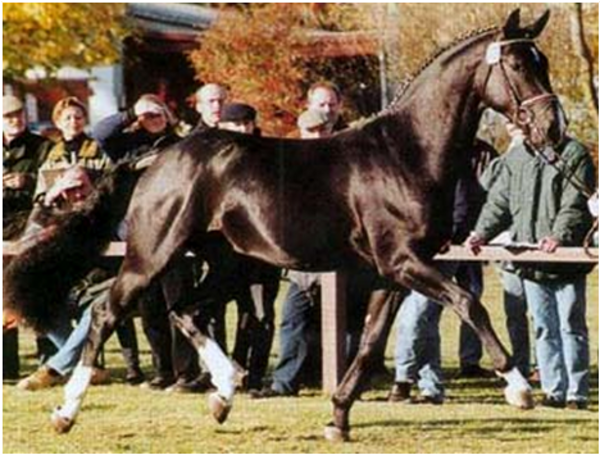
3, 95, 24, 116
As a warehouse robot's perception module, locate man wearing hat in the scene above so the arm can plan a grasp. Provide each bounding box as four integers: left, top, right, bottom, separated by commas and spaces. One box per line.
3, 95, 51, 239
218, 103, 258, 135
3, 94, 52, 380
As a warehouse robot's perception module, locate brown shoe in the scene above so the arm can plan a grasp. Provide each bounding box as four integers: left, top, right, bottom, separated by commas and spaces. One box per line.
388, 382, 412, 403
16, 366, 64, 391
90, 367, 111, 385
528, 369, 541, 384
566, 400, 588, 410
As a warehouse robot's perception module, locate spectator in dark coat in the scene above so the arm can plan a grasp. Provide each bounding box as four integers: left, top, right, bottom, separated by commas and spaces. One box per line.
94, 94, 204, 393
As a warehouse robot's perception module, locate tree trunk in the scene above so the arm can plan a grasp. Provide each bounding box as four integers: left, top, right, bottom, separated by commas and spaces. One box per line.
568, 3, 598, 117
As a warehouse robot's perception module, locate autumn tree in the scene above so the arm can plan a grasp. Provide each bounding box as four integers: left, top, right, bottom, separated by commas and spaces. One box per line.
188, 3, 378, 136
3, 3, 127, 79
189, 4, 308, 135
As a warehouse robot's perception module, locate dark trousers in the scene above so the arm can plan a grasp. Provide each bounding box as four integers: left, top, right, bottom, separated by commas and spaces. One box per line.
232, 275, 279, 390
3, 328, 19, 380
193, 247, 280, 390
115, 318, 141, 372
139, 261, 199, 381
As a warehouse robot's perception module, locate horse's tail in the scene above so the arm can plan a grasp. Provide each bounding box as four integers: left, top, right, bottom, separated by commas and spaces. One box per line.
3, 162, 141, 333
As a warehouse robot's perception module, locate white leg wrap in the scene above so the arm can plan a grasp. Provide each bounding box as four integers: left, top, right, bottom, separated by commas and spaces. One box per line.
55, 365, 93, 420
498, 367, 533, 409
198, 339, 236, 401
499, 367, 531, 391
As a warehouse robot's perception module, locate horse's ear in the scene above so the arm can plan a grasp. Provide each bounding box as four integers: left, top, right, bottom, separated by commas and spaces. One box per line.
503, 9, 521, 38
524, 10, 550, 39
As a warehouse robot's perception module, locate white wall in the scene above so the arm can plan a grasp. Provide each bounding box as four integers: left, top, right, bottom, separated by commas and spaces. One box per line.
88, 65, 123, 127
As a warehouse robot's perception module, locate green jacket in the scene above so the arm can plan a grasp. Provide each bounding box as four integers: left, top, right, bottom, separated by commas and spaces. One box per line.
475, 137, 596, 281
3, 130, 51, 238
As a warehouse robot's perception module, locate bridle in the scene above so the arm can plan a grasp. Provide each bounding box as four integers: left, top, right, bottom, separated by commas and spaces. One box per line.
481, 38, 561, 135
482, 38, 598, 256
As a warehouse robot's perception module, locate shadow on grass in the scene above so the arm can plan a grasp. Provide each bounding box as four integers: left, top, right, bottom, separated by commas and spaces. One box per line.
353, 416, 595, 434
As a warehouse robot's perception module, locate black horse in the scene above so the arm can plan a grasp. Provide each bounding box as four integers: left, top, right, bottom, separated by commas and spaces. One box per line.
4, 10, 564, 441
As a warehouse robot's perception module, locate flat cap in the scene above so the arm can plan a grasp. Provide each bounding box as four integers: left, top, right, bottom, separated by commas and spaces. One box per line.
220, 103, 257, 123
3, 95, 24, 116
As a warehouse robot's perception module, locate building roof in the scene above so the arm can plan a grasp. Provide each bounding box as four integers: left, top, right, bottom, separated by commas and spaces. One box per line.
127, 3, 217, 39
127, 4, 378, 57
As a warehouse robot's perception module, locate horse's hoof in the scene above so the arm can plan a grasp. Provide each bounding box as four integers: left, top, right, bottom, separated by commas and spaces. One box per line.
208, 392, 231, 424
324, 423, 350, 442
51, 408, 75, 434
504, 386, 534, 410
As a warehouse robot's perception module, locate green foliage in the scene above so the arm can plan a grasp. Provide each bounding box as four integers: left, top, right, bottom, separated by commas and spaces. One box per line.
3, 4, 127, 79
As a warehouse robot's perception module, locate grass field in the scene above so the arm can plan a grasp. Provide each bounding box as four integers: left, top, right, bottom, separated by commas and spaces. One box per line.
3, 267, 598, 453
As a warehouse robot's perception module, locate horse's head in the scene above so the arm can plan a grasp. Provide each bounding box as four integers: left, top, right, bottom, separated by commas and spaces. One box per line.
477, 9, 567, 150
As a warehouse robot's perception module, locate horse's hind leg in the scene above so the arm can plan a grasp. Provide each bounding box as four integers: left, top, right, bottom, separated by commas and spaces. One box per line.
325, 289, 402, 442
395, 258, 532, 409
169, 311, 239, 424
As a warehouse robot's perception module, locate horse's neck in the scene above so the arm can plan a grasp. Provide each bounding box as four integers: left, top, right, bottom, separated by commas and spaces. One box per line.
392, 32, 495, 184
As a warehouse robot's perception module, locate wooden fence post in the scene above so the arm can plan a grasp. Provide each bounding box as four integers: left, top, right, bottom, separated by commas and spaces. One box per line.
320, 271, 347, 395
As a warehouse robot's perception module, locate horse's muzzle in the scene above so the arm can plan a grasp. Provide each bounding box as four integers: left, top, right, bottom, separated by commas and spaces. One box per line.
518, 96, 567, 150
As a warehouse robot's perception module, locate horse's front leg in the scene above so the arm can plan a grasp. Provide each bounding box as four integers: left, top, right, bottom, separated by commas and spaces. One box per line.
50, 295, 120, 433
396, 257, 533, 409
325, 289, 402, 442
170, 311, 240, 424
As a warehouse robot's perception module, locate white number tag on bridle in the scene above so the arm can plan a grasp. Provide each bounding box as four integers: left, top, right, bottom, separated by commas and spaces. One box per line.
486, 43, 502, 65
486, 39, 535, 66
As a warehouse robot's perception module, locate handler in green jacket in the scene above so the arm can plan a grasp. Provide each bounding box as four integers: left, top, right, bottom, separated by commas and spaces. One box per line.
467, 123, 596, 410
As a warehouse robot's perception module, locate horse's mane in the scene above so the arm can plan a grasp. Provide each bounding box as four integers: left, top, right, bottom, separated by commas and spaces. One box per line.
349, 24, 500, 131
386, 25, 499, 111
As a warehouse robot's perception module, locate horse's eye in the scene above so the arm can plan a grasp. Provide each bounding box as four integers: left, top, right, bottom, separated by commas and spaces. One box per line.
509, 61, 524, 72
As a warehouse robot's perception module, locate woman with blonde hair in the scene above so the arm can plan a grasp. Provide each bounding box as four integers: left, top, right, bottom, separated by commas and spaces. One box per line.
35, 96, 110, 207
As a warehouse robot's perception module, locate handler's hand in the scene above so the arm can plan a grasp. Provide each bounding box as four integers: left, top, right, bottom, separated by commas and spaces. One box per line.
465, 231, 486, 255
539, 236, 560, 253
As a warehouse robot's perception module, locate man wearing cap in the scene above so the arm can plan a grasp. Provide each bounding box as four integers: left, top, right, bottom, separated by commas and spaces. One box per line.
3, 95, 51, 240
3, 94, 52, 380
93, 93, 180, 162
194, 83, 228, 133
218, 103, 258, 135
94, 95, 208, 393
